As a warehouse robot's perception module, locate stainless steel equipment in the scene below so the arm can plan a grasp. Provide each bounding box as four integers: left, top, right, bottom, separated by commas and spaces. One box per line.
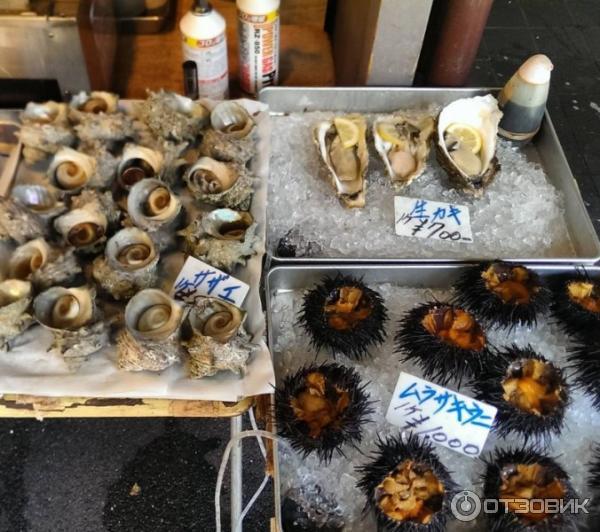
0, 1, 116, 104
260, 87, 600, 265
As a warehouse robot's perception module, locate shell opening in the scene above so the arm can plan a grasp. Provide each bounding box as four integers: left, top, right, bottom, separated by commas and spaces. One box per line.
55, 161, 87, 190
137, 304, 172, 333
375, 460, 445, 525
144, 186, 172, 217
67, 222, 104, 247
81, 97, 108, 114
0, 280, 32, 307
117, 243, 153, 267
119, 159, 155, 187
13, 185, 58, 213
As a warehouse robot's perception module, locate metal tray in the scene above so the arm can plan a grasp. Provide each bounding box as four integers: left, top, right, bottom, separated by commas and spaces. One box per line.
260, 87, 600, 265
265, 263, 600, 531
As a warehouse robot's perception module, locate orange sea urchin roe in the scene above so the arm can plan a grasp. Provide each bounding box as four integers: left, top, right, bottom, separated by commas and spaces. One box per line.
290, 372, 350, 438
502, 359, 563, 416
375, 460, 445, 525
567, 281, 600, 313
499, 463, 566, 523
482, 264, 537, 305
421, 307, 486, 351
324, 286, 373, 331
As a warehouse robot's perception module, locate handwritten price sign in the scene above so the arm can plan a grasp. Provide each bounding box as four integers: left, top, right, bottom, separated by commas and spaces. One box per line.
171, 256, 249, 308
386, 373, 496, 457
394, 196, 473, 243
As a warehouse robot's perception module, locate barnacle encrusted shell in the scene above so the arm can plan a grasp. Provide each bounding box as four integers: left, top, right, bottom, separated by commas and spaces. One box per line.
313, 115, 369, 208
117, 288, 184, 371
373, 113, 435, 189
117, 144, 164, 190
0, 192, 56, 244
33, 285, 109, 370
48, 147, 96, 192
7, 238, 80, 289
184, 298, 254, 378
436, 95, 502, 196
184, 157, 254, 210
53, 202, 108, 253
20, 101, 74, 163
135, 90, 209, 141
78, 140, 119, 189
0, 279, 33, 349
199, 102, 256, 164
177, 209, 260, 272
92, 228, 159, 300
70, 189, 121, 227
127, 178, 182, 232
70, 91, 119, 114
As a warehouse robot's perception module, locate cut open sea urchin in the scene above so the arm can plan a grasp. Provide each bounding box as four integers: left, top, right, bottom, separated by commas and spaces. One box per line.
453, 262, 550, 329
299, 275, 388, 360
275, 363, 373, 463
395, 302, 492, 386
471, 345, 569, 441
551, 274, 600, 339
483, 445, 578, 532
356, 433, 458, 532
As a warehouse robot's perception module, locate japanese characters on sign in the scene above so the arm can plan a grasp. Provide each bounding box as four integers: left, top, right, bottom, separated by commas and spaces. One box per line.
394, 196, 473, 243
386, 372, 496, 457
171, 256, 250, 308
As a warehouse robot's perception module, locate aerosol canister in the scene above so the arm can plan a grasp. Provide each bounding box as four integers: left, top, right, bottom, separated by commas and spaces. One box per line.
236, 0, 280, 95
497, 54, 553, 144
180, 0, 229, 100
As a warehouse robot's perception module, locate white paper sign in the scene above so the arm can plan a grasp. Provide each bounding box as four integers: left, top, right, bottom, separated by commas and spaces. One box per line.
386, 372, 496, 457
171, 256, 250, 308
394, 196, 473, 243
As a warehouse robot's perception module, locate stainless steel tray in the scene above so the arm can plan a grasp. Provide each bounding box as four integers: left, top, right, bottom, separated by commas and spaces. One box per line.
265, 264, 600, 531
260, 87, 600, 265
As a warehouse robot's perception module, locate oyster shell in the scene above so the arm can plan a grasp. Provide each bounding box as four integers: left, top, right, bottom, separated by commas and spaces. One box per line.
373, 113, 435, 189
0, 279, 33, 349
53, 202, 108, 253
184, 298, 253, 378
70, 91, 119, 114
184, 157, 254, 210
177, 209, 260, 272
127, 178, 182, 232
116, 144, 164, 190
92, 228, 159, 300
7, 238, 80, 289
48, 147, 96, 192
199, 102, 256, 164
118, 288, 184, 371
313, 115, 369, 208
436, 95, 502, 196
33, 285, 109, 369
135, 90, 209, 141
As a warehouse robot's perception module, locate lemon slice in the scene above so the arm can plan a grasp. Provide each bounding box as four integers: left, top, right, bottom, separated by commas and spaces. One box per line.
446, 123, 482, 154
376, 122, 404, 146
334, 117, 360, 148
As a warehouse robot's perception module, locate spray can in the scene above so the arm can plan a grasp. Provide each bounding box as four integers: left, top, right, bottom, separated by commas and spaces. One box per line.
498, 54, 553, 144
180, 0, 229, 100
236, 0, 280, 95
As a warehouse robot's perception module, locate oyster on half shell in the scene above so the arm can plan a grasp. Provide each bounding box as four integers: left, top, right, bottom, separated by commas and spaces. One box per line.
33, 285, 109, 370
177, 209, 260, 272
8, 238, 81, 289
184, 157, 254, 210
48, 147, 97, 192
200, 102, 256, 164
373, 113, 435, 189
313, 115, 369, 208
184, 298, 254, 378
0, 279, 33, 349
117, 289, 184, 371
92, 228, 159, 300
436, 95, 502, 195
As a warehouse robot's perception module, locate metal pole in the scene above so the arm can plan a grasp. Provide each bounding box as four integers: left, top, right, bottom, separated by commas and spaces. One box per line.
230, 415, 243, 531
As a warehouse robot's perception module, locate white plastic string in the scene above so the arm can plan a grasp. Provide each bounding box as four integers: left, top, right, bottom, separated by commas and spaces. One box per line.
248, 407, 268, 459
215, 429, 291, 532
